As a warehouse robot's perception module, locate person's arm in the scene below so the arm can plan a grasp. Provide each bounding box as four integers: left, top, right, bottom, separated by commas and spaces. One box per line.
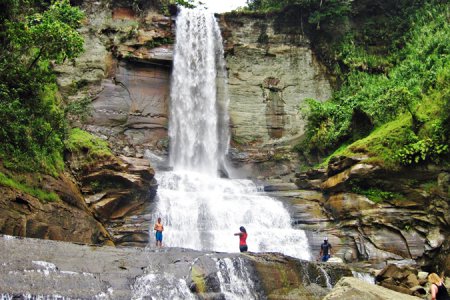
234, 232, 242, 236
431, 284, 438, 300
329, 244, 332, 256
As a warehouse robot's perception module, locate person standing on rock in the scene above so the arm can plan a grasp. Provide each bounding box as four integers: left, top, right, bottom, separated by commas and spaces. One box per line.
319, 237, 332, 262
234, 226, 248, 252
429, 273, 450, 300
154, 217, 164, 248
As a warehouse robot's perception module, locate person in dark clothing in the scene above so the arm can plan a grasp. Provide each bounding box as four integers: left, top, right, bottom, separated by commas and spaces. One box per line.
234, 226, 248, 252
319, 237, 332, 262
429, 273, 450, 300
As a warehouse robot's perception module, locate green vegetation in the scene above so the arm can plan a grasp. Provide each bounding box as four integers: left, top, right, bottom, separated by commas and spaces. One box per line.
0, 172, 59, 202
65, 128, 113, 161
0, 0, 85, 175
351, 185, 402, 203
145, 37, 174, 49
0, 0, 83, 175
290, 1, 450, 168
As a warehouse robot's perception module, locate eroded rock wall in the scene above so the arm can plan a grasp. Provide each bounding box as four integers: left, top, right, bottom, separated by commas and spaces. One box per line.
288, 157, 450, 274
55, 0, 173, 158
219, 13, 332, 168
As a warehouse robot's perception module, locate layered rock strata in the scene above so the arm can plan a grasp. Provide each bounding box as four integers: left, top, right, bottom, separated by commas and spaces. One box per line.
55, 1, 173, 158
66, 148, 157, 247
286, 156, 450, 275
218, 12, 333, 175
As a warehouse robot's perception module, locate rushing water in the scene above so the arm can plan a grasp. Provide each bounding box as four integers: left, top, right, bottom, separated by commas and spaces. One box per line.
153, 7, 311, 261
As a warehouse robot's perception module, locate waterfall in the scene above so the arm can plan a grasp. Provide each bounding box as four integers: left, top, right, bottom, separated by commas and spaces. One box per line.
153, 8, 311, 260
169, 8, 229, 176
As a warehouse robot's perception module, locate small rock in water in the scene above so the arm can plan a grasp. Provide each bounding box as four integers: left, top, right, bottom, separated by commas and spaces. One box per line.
327, 257, 344, 263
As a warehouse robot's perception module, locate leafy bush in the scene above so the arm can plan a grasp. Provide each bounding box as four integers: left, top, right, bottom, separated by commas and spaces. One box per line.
396, 138, 448, 165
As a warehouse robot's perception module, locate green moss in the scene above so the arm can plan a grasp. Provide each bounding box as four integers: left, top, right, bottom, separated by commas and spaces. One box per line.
0, 172, 59, 203
347, 116, 414, 169
190, 266, 206, 294
65, 128, 113, 159
317, 143, 351, 168
421, 180, 439, 194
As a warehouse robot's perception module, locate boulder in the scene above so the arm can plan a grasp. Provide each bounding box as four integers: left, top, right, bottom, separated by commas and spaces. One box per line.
323, 277, 421, 300
375, 264, 426, 296
327, 156, 368, 176
321, 163, 380, 192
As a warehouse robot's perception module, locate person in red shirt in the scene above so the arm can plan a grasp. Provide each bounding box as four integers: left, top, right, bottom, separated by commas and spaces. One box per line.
234, 226, 248, 252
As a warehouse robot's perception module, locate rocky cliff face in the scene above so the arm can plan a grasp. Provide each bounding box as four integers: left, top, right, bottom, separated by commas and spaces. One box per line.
55, 1, 174, 158
218, 12, 332, 174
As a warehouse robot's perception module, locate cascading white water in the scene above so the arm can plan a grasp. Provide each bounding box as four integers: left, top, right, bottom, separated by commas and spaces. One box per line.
154, 8, 310, 261
169, 8, 229, 175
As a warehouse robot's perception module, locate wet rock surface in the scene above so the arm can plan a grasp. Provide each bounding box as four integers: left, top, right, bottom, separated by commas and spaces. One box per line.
0, 235, 353, 300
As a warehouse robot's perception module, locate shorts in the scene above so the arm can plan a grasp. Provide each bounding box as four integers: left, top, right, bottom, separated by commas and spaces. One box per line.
322, 254, 330, 262
156, 231, 163, 242
239, 245, 248, 252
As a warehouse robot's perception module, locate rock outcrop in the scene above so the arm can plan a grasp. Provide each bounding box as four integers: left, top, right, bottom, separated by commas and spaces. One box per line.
0, 171, 111, 245
66, 145, 157, 247
289, 156, 450, 275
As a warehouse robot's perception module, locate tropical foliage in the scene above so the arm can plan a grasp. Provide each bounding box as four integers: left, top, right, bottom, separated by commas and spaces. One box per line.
289, 1, 450, 168
0, 0, 84, 174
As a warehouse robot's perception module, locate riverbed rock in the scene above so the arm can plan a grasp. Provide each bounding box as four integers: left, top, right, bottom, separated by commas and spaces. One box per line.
0, 235, 354, 300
